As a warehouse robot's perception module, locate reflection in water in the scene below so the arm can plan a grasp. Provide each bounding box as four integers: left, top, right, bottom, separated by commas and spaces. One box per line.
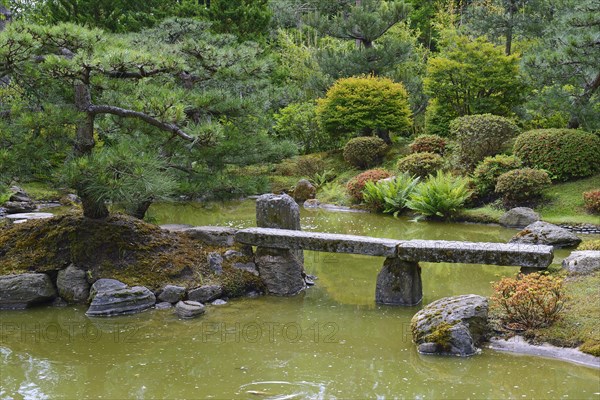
1, 200, 598, 399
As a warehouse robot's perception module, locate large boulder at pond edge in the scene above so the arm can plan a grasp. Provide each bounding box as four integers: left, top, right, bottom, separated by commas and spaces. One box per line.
499, 207, 540, 228
292, 179, 316, 203
158, 284, 186, 303
57, 264, 90, 304
562, 251, 600, 276
0, 273, 57, 309
188, 284, 223, 303
509, 221, 582, 248
86, 280, 155, 317
411, 294, 489, 357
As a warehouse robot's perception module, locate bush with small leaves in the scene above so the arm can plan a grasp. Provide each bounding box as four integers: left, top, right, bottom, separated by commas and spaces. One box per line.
343, 137, 388, 169
473, 155, 522, 196
406, 171, 472, 219
583, 190, 600, 214
513, 129, 600, 181
362, 173, 420, 215
397, 152, 443, 178
494, 168, 551, 207
492, 273, 566, 330
409, 134, 447, 155
578, 240, 600, 251
450, 114, 519, 171
346, 169, 391, 202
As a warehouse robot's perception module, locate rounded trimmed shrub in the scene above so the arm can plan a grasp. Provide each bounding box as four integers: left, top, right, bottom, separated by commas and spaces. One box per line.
409, 134, 447, 155
450, 114, 519, 171
583, 190, 600, 214
473, 154, 522, 196
495, 168, 551, 207
317, 75, 413, 142
343, 137, 388, 169
513, 129, 600, 181
396, 152, 443, 178
347, 168, 391, 202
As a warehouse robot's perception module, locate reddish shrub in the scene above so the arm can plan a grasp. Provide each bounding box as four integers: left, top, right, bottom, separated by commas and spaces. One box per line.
347, 169, 391, 202
409, 134, 447, 155
583, 190, 600, 214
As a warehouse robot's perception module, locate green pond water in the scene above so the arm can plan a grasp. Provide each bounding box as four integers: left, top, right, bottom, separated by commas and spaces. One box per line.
1, 200, 599, 399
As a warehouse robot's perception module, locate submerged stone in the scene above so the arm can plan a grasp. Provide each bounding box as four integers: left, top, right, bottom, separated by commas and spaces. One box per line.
255, 247, 305, 296
175, 300, 205, 318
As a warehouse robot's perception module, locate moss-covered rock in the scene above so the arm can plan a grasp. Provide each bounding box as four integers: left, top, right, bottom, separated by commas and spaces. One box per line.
0, 212, 264, 297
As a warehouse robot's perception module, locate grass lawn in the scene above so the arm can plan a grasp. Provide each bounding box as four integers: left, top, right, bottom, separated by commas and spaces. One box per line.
463, 175, 600, 225
532, 271, 600, 356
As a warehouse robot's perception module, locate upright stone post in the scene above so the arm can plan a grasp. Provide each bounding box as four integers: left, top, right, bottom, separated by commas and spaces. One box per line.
255, 194, 306, 296
375, 258, 422, 306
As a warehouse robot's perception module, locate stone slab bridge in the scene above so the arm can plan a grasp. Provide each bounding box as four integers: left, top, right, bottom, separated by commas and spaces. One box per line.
185, 194, 554, 306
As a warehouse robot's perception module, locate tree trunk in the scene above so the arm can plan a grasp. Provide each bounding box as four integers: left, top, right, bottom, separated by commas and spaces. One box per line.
375, 128, 392, 145
128, 200, 153, 220
505, 24, 513, 56
568, 71, 600, 129
74, 83, 95, 156
80, 191, 109, 219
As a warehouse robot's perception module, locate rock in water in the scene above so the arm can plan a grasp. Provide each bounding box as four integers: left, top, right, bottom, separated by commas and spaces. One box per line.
57, 264, 90, 304
188, 284, 223, 303
175, 300, 206, 318
86, 285, 155, 317
88, 278, 128, 301
411, 294, 489, 357
292, 179, 316, 203
562, 251, 600, 276
254, 247, 306, 296
158, 285, 186, 303
510, 221, 582, 248
0, 273, 57, 309
499, 207, 540, 228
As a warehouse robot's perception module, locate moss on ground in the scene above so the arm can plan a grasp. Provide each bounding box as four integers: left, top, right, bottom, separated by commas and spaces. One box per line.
0, 212, 264, 295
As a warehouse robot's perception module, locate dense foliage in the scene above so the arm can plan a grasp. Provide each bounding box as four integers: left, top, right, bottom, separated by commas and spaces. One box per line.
495, 168, 551, 207
316, 76, 412, 145
396, 152, 443, 178
343, 137, 388, 169
406, 171, 472, 219
346, 169, 391, 202
409, 134, 447, 155
362, 173, 420, 215
473, 155, 522, 196
513, 129, 600, 181
450, 114, 519, 171
273, 101, 324, 154
492, 273, 566, 330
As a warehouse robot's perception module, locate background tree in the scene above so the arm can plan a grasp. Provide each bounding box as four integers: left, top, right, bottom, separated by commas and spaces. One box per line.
316, 75, 412, 145
206, 0, 272, 40
424, 34, 526, 135
524, 0, 600, 130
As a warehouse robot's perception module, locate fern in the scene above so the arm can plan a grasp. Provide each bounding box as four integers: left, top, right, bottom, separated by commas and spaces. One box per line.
406, 171, 472, 219
362, 173, 420, 216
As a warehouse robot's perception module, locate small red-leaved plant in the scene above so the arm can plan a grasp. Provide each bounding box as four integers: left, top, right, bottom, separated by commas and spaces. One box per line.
491, 272, 566, 330
583, 190, 600, 214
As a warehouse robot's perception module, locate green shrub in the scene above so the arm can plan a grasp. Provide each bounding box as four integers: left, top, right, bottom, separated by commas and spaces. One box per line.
473, 155, 522, 196
492, 273, 566, 330
362, 173, 420, 215
273, 101, 332, 154
409, 134, 447, 155
346, 169, 392, 202
513, 129, 600, 181
583, 190, 600, 214
317, 75, 412, 144
495, 168, 551, 207
578, 240, 600, 251
450, 114, 519, 171
343, 137, 388, 169
295, 156, 327, 178
397, 152, 443, 178
406, 171, 472, 219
